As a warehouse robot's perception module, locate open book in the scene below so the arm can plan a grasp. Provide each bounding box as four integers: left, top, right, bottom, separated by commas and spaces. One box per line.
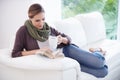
37, 36, 64, 59
48, 36, 64, 58
36, 49, 64, 59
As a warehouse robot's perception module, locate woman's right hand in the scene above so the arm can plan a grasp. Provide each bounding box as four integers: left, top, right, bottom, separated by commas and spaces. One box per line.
38, 47, 52, 53
36, 47, 55, 59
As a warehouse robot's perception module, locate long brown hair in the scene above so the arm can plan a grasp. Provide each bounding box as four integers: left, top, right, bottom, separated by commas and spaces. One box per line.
28, 3, 45, 18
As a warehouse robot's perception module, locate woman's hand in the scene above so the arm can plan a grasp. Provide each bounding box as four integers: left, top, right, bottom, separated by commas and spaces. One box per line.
36, 47, 55, 59
57, 35, 68, 44
36, 47, 52, 54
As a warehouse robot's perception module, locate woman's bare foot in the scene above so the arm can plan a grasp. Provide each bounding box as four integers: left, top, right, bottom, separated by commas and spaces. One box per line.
89, 48, 106, 56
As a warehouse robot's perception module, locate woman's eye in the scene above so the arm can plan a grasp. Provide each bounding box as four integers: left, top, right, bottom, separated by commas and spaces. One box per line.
35, 20, 40, 22
42, 18, 45, 21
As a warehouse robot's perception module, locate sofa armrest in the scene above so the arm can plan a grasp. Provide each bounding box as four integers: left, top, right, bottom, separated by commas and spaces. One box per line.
0, 49, 81, 80
0, 49, 80, 71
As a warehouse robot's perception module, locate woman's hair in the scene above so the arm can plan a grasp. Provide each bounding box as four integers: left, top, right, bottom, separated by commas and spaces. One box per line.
28, 3, 45, 18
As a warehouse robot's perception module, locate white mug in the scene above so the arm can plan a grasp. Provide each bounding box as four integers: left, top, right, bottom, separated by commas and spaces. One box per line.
49, 36, 58, 51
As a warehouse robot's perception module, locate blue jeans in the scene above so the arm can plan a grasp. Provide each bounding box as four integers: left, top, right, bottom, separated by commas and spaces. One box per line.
63, 44, 108, 78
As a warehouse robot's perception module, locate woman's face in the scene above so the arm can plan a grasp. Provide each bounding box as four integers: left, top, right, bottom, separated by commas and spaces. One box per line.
30, 12, 45, 29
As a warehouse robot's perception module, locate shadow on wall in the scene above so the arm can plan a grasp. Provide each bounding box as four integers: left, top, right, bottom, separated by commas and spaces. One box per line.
0, 0, 29, 49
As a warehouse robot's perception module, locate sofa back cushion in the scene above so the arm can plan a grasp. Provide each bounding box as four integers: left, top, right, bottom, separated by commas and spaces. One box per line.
53, 18, 87, 47
75, 12, 106, 44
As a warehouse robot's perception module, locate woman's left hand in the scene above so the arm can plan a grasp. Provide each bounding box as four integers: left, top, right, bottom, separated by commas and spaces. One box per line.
57, 35, 68, 44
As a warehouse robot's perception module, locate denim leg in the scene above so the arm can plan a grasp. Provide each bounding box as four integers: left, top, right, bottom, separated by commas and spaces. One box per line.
80, 64, 108, 78
63, 44, 105, 68
93, 51, 105, 61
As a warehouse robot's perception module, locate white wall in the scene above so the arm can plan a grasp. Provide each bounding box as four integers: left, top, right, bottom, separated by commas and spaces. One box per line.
0, 0, 61, 49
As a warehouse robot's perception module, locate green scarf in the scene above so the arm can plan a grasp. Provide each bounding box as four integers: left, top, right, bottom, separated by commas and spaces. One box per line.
25, 20, 50, 42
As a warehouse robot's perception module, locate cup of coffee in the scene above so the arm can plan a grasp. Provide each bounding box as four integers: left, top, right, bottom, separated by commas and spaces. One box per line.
49, 36, 58, 51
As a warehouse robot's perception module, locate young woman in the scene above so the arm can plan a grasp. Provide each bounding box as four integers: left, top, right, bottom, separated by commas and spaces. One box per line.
12, 3, 108, 78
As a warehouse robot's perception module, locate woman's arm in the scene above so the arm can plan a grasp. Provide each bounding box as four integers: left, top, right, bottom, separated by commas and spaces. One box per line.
12, 26, 25, 57
57, 35, 69, 44
50, 27, 71, 45
21, 49, 38, 56
12, 26, 39, 57
22, 47, 55, 59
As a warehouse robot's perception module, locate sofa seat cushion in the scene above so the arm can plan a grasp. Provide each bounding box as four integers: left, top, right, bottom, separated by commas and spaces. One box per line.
80, 72, 98, 80
80, 39, 120, 80
82, 39, 120, 78
82, 39, 120, 61
80, 54, 120, 80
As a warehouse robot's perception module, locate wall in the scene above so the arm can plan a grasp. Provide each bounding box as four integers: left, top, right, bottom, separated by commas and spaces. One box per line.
0, 0, 61, 49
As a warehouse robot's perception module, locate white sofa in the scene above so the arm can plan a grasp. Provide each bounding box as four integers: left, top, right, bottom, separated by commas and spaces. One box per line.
0, 11, 120, 80
0, 48, 80, 80
53, 11, 120, 80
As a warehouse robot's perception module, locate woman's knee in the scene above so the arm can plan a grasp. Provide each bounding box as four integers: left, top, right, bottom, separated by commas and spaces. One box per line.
93, 65, 108, 78
81, 65, 108, 78
97, 67, 108, 78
